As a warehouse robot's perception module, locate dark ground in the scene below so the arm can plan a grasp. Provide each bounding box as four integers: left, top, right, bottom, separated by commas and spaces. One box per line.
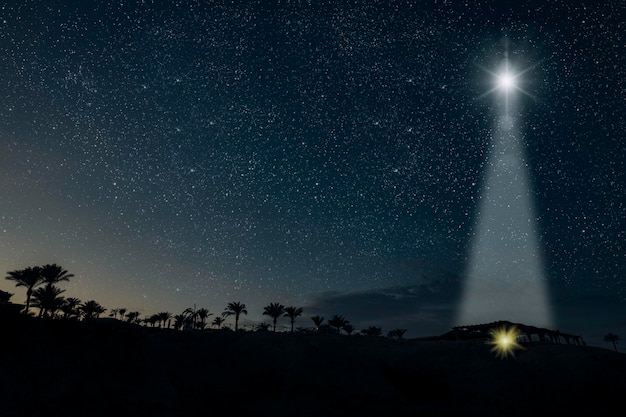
1, 310, 625, 417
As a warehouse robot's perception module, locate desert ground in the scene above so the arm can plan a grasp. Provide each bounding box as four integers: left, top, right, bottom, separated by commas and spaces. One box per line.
1, 311, 625, 417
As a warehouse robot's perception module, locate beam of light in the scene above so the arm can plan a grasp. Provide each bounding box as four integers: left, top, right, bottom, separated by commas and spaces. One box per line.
455, 55, 553, 330
488, 325, 525, 359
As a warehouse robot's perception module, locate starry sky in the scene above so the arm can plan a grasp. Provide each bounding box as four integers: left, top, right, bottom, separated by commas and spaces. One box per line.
1, 0, 624, 345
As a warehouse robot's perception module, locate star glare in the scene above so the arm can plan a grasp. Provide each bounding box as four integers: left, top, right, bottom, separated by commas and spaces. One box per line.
488, 325, 525, 359
477, 59, 537, 102
497, 71, 516, 91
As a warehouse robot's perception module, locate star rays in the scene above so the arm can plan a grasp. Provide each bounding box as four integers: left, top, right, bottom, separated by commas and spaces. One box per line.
476, 58, 539, 106
489, 325, 525, 359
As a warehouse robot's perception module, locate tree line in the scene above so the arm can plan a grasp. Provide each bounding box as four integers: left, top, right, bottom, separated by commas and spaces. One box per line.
2, 264, 410, 339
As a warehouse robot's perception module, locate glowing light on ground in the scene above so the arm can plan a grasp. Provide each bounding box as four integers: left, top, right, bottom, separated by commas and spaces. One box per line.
489, 325, 525, 359
456, 54, 553, 330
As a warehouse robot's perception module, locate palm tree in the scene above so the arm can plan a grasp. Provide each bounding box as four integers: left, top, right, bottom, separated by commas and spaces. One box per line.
361, 326, 382, 336
183, 306, 200, 328
118, 308, 127, 320
5, 266, 43, 314
182, 312, 195, 330
195, 308, 212, 329
604, 333, 620, 352
342, 323, 355, 335
80, 300, 106, 320
39, 264, 74, 287
147, 314, 160, 327
256, 323, 271, 331
156, 312, 172, 328
126, 311, 141, 324
263, 302, 286, 332
60, 297, 82, 319
0, 289, 12, 303
108, 308, 120, 319
327, 315, 348, 334
222, 301, 248, 331
212, 316, 225, 329
283, 306, 304, 333
387, 328, 407, 340
173, 314, 186, 330
311, 315, 324, 331
31, 285, 65, 318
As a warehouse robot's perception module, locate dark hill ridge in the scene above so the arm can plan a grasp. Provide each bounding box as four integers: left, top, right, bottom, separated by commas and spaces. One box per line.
1, 314, 625, 416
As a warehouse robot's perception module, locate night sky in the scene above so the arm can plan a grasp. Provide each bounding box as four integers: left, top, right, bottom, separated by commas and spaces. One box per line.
1, 0, 624, 345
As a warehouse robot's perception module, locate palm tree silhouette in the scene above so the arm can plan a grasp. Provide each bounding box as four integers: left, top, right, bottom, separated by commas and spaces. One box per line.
327, 315, 348, 334
212, 316, 225, 329
604, 333, 620, 352
126, 311, 140, 324
173, 314, 186, 330
5, 266, 43, 314
80, 300, 106, 320
183, 306, 199, 328
0, 289, 12, 304
256, 322, 271, 331
387, 328, 407, 339
361, 326, 383, 336
39, 264, 74, 288
311, 315, 324, 331
263, 302, 286, 332
195, 308, 212, 329
60, 297, 82, 319
31, 284, 65, 318
147, 314, 160, 327
222, 301, 248, 331
29, 264, 73, 318
342, 323, 355, 335
157, 312, 172, 328
283, 306, 304, 333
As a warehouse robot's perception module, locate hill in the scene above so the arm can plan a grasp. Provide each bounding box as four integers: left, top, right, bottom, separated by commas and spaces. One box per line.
1, 312, 625, 416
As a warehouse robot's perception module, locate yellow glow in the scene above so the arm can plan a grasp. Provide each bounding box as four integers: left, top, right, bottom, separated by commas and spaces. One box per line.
489, 325, 524, 359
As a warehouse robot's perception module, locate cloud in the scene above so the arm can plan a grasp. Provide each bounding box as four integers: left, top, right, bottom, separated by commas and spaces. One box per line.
303, 275, 626, 346
304, 282, 461, 338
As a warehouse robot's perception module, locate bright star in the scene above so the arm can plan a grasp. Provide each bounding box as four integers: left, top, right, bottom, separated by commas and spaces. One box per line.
488, 325, 525, 359
477, 58, 537, 102
497, 71, 516, 91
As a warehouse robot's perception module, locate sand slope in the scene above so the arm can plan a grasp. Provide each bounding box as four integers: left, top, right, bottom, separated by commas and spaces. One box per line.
1, 314, 624, 416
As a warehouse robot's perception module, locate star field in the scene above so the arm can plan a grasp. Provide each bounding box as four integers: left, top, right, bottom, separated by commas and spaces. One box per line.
0, 1, 624, 342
